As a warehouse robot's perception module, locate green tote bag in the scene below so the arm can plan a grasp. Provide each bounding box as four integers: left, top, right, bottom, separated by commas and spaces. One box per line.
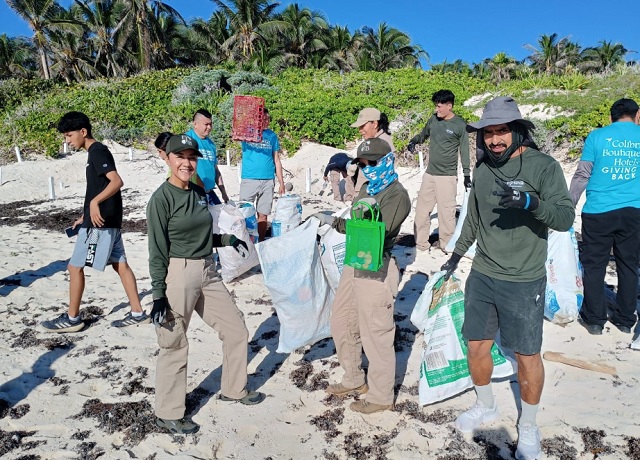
345, 201, 386, 272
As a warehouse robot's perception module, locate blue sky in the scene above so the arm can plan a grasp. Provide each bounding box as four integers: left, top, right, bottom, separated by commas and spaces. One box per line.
2, 0, 639, 67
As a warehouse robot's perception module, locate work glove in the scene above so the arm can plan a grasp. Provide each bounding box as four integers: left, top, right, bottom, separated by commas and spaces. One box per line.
151, 297, 169, 327
311, 212, 335, 227
353, 197, 377, 219
407, 140, 416, 153
440, 253, 462, 281
464, 175, 472, 189
492, 179, 539, 211
229, 235, 249, 257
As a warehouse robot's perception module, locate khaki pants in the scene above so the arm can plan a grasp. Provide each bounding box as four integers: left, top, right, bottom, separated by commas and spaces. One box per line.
330, 257, 399, 405
414, 173, 457, 250
329, 170, 355, 202
155, 257, 249, 420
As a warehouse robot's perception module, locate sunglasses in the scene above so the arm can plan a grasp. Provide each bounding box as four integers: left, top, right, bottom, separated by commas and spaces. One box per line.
357, 159, 377, 168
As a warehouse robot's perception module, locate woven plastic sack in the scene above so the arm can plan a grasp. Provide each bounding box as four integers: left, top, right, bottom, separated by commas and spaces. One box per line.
410, 272, 514, 405
256, 218, 334, 353
544, 227, 583, 324
232, 95, 265, 142
345, 201, 385, 272
316, 207, 350, 292
209, 204, 259, 282
445, 189, 477, 258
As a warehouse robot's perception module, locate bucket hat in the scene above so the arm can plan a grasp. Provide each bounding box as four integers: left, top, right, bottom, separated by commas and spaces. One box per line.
467, 96, 535, 133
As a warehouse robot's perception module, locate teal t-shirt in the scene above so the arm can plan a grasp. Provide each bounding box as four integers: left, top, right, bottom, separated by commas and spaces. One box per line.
581, 121, 640, 214
241, 129, 280, 179
185, 129, 217, 191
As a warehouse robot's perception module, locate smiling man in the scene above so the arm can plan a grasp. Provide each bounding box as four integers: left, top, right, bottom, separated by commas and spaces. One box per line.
408, 90, 470, 253
440, 97, 574, 460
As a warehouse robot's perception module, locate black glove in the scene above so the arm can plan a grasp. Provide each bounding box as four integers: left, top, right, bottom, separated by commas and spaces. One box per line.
151, 297, 169, 327
229, 235, 249, 258
440, 253, 462, 281
464, 175, 472, 189
407, 141, 416, 153
492, 179, 539, 211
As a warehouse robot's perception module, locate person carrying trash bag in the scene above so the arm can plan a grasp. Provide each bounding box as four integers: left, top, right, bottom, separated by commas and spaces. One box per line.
440, 97, 574, 460
311, 138, 411, 414
146, 134, 265, 435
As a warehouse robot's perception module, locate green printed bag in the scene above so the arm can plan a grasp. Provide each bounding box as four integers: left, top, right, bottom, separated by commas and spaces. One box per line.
344, 201, 385, 272
410, 272, 514, 405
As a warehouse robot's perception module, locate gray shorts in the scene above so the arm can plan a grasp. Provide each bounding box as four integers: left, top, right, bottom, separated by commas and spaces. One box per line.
239, 179, 275, 215
69, 228, 127, 271
462, 269, 546, 355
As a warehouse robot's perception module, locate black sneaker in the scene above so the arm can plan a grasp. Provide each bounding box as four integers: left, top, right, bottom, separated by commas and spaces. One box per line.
578, 317, 603, 335
41, 313, 85, 333
612, 323, 632, 334
218, 390, 265, 405
156, 417, 199, 434
111, 311, 151, 327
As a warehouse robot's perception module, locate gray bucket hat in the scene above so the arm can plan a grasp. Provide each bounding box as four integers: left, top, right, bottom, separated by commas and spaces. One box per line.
467, 96, 535, 133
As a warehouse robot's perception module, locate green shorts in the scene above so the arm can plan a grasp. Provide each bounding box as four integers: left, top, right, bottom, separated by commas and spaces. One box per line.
462, 269, 546, 355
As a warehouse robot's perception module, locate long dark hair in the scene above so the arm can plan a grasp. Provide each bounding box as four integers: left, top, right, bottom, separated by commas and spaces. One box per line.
378, 113, 391, 135
154, 132, 172, 151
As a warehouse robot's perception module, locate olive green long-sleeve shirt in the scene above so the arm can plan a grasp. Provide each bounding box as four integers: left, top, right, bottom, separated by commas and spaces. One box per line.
454, 148, 575, 282
147, 181, 214, 299
410, 114, 470, 176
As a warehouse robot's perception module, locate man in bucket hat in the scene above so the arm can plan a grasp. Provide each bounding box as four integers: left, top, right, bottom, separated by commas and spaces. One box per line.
440, 96, 574, 460
569, 98, 640, 336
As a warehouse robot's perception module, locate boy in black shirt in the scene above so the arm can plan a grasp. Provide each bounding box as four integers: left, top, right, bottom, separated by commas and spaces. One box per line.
42, 112, 148, 332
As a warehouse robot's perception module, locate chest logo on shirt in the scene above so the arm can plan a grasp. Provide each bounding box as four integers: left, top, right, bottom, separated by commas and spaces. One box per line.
506, 180, 524, 189
446, 129, 454, 135
197, 199, 207, 207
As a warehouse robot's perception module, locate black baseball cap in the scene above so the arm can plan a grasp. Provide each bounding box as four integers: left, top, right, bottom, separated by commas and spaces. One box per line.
165, 135, 202, 157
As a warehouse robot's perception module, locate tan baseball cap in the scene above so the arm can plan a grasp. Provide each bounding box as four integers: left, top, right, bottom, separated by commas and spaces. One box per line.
350, 107, 381, 128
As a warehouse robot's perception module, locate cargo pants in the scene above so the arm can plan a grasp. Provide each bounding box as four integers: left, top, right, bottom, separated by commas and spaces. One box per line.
414, 173, 457, 251
155, 256, 249, 420
329, 170, 356, 202
330, 256, 399, 406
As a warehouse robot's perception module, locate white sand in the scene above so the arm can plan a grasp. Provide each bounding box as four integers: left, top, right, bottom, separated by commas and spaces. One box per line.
0, 142, 638, 459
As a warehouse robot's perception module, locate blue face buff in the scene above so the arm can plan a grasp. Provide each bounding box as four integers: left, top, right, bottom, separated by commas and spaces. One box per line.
362, 152, 398, 195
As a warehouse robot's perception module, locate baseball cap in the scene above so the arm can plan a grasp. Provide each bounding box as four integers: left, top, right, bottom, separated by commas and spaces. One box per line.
352, 138, 392, 163
350, 107, 381, 128
165, 135, 202, 157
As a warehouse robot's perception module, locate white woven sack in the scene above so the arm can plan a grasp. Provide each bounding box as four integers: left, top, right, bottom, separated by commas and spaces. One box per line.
445, 189, 477, 258
256, 218, 333, 353
209, 204, 259, 282
316, 207, 351, 292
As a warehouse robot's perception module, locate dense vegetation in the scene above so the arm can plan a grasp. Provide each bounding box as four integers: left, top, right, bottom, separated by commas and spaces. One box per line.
1, 1, 639, 161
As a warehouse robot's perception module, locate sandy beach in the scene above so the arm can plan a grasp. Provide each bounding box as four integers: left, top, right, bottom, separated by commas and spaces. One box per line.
0, 142, 639, 460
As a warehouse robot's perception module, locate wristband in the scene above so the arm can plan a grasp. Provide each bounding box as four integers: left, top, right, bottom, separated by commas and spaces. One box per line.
524, 193, 530, 210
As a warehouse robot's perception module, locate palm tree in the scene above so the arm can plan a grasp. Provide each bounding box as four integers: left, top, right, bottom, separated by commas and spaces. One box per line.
6, 0, 74, 79
524, 33, 577, 75
115, 0, 184, 72
581, 40, 628, 73
212, 0, 280, 63
430, 59, 472, 75
485, 52, 517, 83
270, 4, 328, 69
357, 22, 426, 71
0, 34, 37, 79
185, 11, 231, 66
74, 0, 126, 78
319, 25, 360, 72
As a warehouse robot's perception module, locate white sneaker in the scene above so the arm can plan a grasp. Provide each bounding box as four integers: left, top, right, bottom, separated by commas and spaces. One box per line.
454, 400, 499, 433
515, 423, 542, 460
631, 335, 640, 350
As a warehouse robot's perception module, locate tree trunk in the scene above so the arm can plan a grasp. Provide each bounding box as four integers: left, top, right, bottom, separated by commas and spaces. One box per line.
39, 47, 51, 80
